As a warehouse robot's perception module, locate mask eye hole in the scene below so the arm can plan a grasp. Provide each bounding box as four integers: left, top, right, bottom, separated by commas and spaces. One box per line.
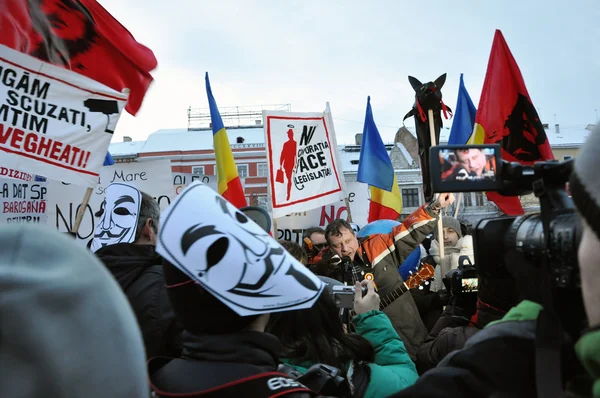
236, 212, 248, 224
206, 237, 229, 270
114, 207, 132, 216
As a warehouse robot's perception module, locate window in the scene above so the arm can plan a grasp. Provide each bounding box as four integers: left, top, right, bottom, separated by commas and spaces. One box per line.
257, 163, 269, 177
192, 166, 204, 175
401, 188, 420, 208
237, 164, 248, 178
257, 195, 269, 210
563, 155, 573, 161
464, 193, 473, 207
475, 192, 485, 207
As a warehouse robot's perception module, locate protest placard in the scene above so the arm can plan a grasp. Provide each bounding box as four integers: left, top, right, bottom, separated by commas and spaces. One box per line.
46, 159, 173, 243
0, 45, 128, 187
275, 181, 368, 243
263, 110, 346, 218
0, 177, 48, 224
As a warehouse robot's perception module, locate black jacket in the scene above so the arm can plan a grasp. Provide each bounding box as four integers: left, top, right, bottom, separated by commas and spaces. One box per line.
95, 243, 181, 359
149, 331, 318, 397
416, 299, 503, 374
390, 317, 591, 397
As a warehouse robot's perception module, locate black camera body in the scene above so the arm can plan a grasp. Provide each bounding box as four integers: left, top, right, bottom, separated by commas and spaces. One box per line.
444, 256, 479, 296
430, 145, 581, 290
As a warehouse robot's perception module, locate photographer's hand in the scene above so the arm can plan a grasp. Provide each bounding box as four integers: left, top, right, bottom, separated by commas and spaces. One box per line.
353, 280, 380, 315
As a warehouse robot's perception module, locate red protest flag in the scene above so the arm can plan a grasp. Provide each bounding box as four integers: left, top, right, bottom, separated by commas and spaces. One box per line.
469, 30, 554, 215
0, 0, 157, 115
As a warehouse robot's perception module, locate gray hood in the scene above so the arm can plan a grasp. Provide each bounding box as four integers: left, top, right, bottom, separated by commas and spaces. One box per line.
0, 225, 148, 398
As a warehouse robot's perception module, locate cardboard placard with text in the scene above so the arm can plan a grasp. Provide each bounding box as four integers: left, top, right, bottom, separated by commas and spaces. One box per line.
0, 45, 128, 187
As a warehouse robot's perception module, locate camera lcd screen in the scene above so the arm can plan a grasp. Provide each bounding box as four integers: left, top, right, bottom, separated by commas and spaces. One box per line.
440, 147, 497, 182
461, 277, 479, 293
430, 144, 503, 192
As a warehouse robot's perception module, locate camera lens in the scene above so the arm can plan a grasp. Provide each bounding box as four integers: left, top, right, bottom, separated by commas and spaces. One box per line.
505, 211, 581, 288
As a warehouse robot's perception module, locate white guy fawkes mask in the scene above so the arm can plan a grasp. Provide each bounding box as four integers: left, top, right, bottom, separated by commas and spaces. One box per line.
91, 183, 142, 253
156, 182, 324, 316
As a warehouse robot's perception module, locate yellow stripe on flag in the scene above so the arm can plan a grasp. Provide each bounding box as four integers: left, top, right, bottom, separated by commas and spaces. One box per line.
467, 123, 485, 145
370, 175, 403, 213
213, 128, 240, 195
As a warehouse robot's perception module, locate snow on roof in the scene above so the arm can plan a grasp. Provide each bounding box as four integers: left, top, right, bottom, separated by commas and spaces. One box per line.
110, 123, 591, 159
396, 142, 414, 165
337, 144, 394, 173
140, 127, 266, 154
108, 140, 146, 156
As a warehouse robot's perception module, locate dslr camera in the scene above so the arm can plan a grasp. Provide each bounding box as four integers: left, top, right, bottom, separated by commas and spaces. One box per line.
444, 257, 478, 296
430, 144, 580, 289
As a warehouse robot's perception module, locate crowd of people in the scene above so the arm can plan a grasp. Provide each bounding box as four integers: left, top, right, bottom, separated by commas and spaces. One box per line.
2, 128, 600, 397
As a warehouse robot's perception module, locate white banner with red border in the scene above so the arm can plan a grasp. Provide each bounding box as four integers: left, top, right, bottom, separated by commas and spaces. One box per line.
263, 110, 346, 218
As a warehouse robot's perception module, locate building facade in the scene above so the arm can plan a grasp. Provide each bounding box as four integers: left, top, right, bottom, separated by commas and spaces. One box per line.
109, 105, 593, 225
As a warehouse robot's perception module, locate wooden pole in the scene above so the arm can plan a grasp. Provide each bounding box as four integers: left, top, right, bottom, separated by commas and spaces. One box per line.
71, 186, 93, 236
344, 197, 354, 223
427, 109, 444, 259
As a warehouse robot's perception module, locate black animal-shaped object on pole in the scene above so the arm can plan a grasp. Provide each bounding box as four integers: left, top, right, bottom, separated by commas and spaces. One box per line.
403, 74, 453, 203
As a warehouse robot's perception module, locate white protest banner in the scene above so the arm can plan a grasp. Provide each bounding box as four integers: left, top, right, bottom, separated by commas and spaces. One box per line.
47, 159, 173, 244
276, 181, 369, 243
263, 110, 346, 218
0, 166, 35, 181
0, 177, 48, 224
172, 172, 218, 196
0, 45, 128, 187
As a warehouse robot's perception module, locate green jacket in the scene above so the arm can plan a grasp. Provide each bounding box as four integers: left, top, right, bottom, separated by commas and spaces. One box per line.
281, 310, 418, 398
488, 300, 600, 398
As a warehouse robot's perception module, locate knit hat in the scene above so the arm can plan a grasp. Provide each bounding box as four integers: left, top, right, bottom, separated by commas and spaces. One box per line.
570, 125, 600, 241
434, 216, 463, 242
0, 224, 147, 398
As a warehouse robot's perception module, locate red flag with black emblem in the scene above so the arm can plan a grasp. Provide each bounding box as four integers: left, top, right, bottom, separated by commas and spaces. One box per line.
0, 0, 157, 115
468, 30, 554, 215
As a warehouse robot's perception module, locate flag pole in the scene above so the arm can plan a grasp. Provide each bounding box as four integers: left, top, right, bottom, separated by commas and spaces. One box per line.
453, 195, 462, 218
428, 109, 444, 259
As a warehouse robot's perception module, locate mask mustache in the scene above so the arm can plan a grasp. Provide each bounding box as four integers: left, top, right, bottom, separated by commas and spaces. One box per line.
95, 228, 130, 239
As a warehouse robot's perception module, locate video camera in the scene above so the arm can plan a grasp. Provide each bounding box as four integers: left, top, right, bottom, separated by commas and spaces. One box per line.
430, 144, 581, 290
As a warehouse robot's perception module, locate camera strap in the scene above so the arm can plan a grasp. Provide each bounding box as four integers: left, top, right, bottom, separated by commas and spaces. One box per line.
150, 370, 317, 398
535, 179, 566, 398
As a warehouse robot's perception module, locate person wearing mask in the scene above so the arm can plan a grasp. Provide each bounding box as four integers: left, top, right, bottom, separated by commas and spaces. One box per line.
429, 216, 474, 292
148, 182, 327, 397
388, 127, 600, 397
324, 193, 456, 361
94, 189, 182, 359
268, 278, 418, 397
0, 224, 148, 398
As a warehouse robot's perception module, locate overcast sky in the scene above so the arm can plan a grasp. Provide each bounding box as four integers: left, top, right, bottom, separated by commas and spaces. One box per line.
102, 0, 600, 145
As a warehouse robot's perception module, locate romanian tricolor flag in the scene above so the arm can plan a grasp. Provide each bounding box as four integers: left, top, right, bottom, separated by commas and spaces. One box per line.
468, 30, 554, 215
205, 73, 247, 208
357, 97, 402, 222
